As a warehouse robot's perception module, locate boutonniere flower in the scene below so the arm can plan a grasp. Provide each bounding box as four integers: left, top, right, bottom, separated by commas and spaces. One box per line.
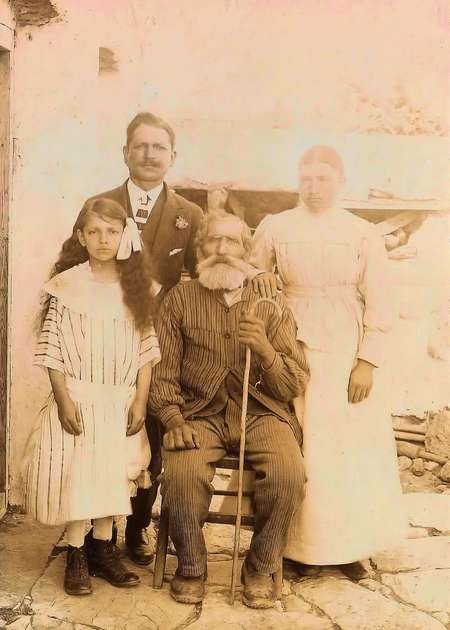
175, 215, 189, 230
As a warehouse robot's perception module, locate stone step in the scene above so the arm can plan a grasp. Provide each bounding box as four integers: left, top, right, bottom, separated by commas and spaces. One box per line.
381, 569, 450, 614
373, 537, 450, 571
404, 493, 450, 532
298, 576, 445, 630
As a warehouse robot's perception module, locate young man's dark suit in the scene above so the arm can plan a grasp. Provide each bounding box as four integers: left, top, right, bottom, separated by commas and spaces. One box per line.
90, 181, 203, 292
88, 180, 203, 563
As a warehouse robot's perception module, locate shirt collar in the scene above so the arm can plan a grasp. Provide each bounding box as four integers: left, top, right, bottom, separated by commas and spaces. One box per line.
213, 281, 253, 308
127, 178, 164, 210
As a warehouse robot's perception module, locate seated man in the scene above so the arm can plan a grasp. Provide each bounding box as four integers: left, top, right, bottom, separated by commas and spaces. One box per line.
150, 211, 308, 609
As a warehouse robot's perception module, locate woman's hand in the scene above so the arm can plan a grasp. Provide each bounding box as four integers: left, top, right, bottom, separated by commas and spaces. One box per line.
348, 359, 374, 403
251, 272, 280, 299
127, 398, 147, 436
57, 398, 82, 435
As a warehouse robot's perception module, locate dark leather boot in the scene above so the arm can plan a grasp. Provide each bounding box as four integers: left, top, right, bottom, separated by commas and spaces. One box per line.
241, 558, 276, 609
64, 545, 92, 596
170, 570, 206, 604
84, 526, 122, 560
88, 538, 140, 588
125, 522, 153, 566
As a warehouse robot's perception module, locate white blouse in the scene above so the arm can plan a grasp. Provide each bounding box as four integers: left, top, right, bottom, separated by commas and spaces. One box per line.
250, 206, 393, 366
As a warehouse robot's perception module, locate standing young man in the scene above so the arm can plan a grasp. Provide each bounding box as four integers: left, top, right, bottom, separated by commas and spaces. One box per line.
87, 112, 203, 565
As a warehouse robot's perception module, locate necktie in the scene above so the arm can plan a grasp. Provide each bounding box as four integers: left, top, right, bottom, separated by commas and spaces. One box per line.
135, 194, 150, 231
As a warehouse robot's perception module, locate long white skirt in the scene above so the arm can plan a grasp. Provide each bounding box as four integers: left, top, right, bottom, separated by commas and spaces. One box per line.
285, 348, 408, 565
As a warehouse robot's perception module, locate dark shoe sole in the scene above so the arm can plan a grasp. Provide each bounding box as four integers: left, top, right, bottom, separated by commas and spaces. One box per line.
126, 551, 153, 566
64, 586, 92, 596
170, 590, 205, 604
242, 595, 276, 609
89, 569, 140, 588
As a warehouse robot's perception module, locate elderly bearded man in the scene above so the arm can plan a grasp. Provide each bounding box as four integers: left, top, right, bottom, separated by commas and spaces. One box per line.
150, 211, 309, 608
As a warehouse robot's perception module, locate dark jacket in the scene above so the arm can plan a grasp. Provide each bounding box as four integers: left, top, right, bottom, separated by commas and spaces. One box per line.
149, 280, 309, 441
88, 181, 203, 290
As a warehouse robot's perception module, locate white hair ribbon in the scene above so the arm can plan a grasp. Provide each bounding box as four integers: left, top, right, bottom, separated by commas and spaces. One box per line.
116, 218, 143, 260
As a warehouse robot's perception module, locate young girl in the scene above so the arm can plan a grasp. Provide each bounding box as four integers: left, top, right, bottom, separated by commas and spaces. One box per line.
251, 146, 407, 579
25, 198, 160, 596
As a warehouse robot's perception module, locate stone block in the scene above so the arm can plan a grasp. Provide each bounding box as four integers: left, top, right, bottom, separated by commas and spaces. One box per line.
432, 612, 449, 625
405, 493, 450, 531
300, 576, 445, 629
382, 569, 450, 613
425, 409, 450, 458
372, 537, 450, 571
412, 458, 425, 476
407, 527, 430, 538
424, 461, 441, 472
438, 462, 450, 482
398, 456, 412, 471
189, 587, 334, 629
283, 594, 313, 613
31, 553, 195, 630
203, 522, 251, 555
0, 513, 63, 598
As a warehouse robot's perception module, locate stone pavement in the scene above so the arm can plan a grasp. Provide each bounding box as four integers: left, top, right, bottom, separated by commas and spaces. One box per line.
1, 492, 449, 630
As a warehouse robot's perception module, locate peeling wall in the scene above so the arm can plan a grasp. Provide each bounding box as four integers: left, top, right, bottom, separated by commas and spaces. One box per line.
9, 0, 58, 28
0, 0, 13, 29
8, 1, 98, 504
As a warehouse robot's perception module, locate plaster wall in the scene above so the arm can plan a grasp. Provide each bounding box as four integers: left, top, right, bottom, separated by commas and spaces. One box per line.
6, 0, 449, 504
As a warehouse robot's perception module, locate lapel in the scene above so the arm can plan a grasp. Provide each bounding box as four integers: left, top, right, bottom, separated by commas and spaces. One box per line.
141, 183, 185, 254
119, 180, 133, 218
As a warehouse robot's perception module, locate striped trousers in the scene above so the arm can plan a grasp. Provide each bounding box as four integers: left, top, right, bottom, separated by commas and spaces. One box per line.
161, 414, 305, 577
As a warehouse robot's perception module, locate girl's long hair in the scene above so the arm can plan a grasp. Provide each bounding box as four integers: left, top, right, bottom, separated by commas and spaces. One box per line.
39, 198, 154, 331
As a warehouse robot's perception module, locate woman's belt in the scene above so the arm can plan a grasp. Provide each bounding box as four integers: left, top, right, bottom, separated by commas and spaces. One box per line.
284, 285, 358, 299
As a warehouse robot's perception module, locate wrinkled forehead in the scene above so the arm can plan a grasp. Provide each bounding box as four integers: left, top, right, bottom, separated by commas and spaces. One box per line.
206, 216, 244, 241
298, 161, 342, 179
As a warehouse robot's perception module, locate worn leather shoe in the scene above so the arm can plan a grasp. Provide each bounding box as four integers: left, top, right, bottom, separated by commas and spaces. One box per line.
64, 545, 92, 596
125, 526, 153, 566
170, 570, 206, 604
88, 539, 140, 588
241, 558, 276, 609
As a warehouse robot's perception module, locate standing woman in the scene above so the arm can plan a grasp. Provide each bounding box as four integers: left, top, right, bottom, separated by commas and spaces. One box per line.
251, 146, 407, 577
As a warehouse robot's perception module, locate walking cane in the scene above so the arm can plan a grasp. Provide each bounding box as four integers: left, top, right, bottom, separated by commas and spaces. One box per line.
229, 297, 283, 605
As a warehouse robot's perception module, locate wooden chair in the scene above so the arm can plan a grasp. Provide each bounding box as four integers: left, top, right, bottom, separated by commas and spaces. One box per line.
152, 454, 283, 599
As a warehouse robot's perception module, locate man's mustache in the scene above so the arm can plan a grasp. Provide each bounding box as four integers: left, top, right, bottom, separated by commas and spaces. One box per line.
197, 255, 250, 273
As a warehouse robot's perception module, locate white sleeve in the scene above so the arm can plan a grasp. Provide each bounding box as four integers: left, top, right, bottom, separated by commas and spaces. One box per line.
249, 214, 277, 272
357, 227, 394, 367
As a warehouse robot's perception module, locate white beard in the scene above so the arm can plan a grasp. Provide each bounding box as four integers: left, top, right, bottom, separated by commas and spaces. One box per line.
197, 256, 253, 291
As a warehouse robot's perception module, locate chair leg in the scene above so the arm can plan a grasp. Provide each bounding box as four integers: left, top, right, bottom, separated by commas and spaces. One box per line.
274, 560, 283, 599
152, 507, 169, 589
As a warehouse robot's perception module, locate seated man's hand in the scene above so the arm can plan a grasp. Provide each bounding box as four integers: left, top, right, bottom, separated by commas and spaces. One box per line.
163, 424, 200, 451
251, 272, 280, 299
239, 312, 276, 368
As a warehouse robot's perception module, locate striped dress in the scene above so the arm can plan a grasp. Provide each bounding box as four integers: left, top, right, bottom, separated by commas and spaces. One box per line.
25, 262, 160, 525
